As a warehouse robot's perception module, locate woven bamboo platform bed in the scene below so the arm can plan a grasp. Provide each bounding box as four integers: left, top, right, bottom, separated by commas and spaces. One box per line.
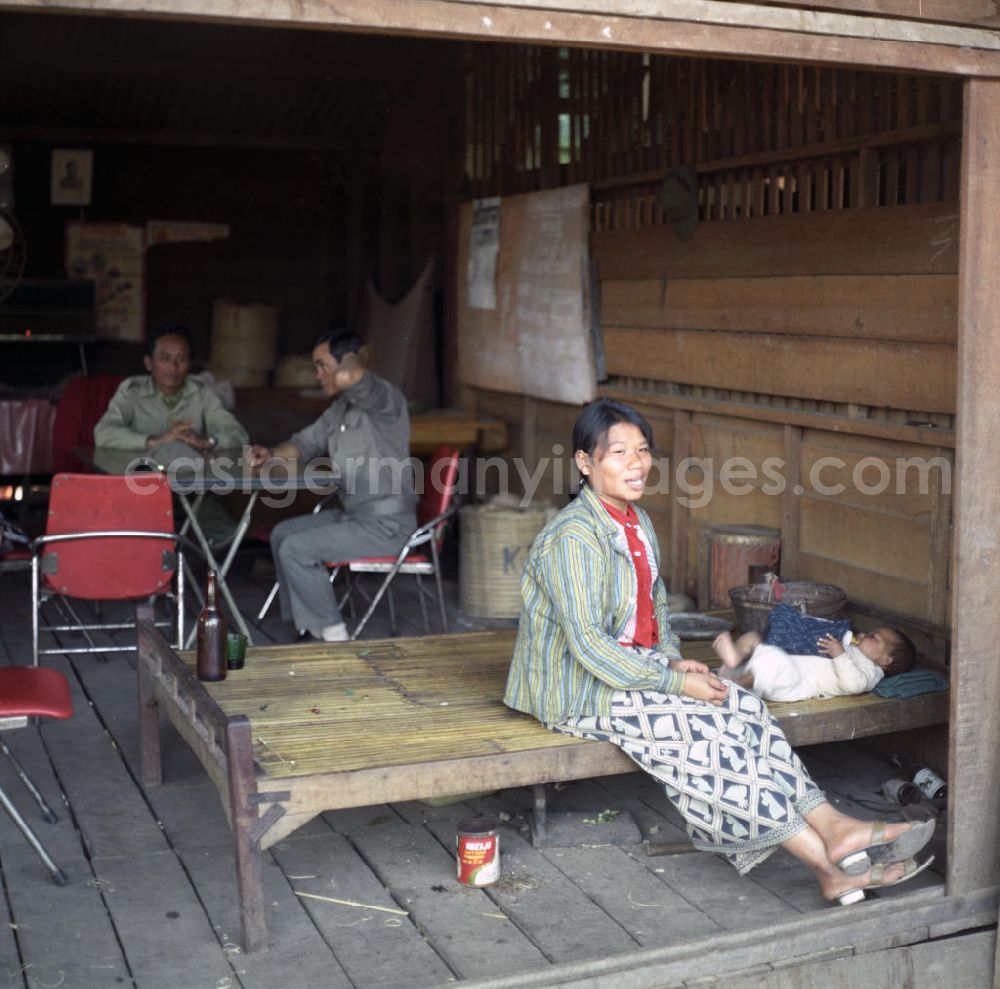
135, 612, 949, 953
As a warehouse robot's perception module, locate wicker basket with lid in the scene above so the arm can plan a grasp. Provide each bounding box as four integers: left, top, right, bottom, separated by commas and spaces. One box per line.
728, 581, 847, 637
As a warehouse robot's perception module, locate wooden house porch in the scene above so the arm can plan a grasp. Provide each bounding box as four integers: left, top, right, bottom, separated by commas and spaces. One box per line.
0, 551, 968, 989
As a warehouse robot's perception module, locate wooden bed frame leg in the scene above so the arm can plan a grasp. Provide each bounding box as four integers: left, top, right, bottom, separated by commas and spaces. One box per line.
531, 783, 548, 846
136, 607, 162, 787
226, 716, 268, 953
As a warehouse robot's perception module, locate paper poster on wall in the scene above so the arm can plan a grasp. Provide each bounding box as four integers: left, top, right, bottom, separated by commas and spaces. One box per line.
65, 222, 146, 341
51, 149, 93, 206
146, 220, 230, 247
458, 184, 597, 405
467, 196, 500, 310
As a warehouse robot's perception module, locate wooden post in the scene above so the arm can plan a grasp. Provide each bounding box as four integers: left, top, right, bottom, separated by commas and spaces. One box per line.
521, 395, 537, 481
949, 78, 1000, 896
540, 47, 560, 189
670, 410, 691, 597
781, 425, 801, 580
856, 146, 879, 207
927, 447, 953, 627
136, 607, 162, 787
226, 716, 268, 954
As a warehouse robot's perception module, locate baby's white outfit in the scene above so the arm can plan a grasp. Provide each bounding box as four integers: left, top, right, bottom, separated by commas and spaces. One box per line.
741, 631, 884, 702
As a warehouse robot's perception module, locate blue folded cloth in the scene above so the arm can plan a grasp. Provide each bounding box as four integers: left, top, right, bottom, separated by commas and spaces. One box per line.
872, 668, 949, 698
763, 602, 850, 656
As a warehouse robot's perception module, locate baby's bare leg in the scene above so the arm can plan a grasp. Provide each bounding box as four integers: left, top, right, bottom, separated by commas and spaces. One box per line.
713, 630, 761, 668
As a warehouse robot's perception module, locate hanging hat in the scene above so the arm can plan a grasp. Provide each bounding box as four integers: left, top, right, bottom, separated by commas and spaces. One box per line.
661, 165, 700, 242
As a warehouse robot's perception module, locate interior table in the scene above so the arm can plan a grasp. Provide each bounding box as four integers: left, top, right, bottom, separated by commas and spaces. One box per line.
84, 446, 336, 643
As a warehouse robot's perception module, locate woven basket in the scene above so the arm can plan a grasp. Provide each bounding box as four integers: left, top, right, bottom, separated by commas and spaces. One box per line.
459, 500, 554, 618
728, 581, 847, 637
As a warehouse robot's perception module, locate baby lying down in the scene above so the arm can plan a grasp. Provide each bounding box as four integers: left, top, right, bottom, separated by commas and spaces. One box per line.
713, 624, 915, 703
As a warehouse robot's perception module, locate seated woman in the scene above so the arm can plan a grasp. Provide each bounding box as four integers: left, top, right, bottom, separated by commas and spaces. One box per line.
504, 398, 934, 905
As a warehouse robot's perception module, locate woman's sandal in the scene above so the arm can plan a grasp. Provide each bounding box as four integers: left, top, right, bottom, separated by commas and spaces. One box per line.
836, 818, 936, 876
834, 855, 935, 906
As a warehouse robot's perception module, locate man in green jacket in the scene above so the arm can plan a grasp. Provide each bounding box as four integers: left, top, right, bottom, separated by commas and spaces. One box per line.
94, 324, 248, 454
94, 324, 249, 544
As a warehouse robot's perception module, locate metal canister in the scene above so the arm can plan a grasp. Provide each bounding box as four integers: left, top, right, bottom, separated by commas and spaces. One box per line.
912, 767, 948, 800
456, 817, 499, 886
698, 525, 781, 611
882, 778, 921, 805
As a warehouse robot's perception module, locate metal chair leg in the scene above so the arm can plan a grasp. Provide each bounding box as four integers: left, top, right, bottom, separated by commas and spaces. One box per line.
0, 782, 67, 885
349, 569, 399, 640
53, 596, 104, 660
257, 580, 280, 623
415, 574, 430, 633
0, 738, 58, 823
386, 585, 397, 636
431, 540, 449, 633
31, 555, 40, 666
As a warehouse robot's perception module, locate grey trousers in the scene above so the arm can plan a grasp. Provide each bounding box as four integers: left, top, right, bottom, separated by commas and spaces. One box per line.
270, 507, 414, 631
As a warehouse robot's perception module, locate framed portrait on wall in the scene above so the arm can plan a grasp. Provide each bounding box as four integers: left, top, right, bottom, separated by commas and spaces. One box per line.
50, 149, 93, 206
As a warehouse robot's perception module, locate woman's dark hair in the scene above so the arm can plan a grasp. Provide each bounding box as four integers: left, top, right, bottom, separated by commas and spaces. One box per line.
315, 329, 363, 362
572, 398, 654, 464
146, 323, 193, 357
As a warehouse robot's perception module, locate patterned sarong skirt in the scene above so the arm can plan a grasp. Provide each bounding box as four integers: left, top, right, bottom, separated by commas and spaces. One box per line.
550, 681, 827, 874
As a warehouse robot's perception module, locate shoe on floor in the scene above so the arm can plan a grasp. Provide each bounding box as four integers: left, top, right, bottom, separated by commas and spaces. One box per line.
836, 818, 935, 876
834, 855, 935, 906
309, 622, 349, 642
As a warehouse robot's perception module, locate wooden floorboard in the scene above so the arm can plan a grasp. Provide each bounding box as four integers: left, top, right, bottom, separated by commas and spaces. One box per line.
268, 831, 452, 989
349, 818, 550, 981
0, 547, 951, 987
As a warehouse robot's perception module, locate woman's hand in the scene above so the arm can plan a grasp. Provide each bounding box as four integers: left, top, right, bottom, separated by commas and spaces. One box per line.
671, 658, 711, 675
681, 671, 729, 705
817, 634, 845, 658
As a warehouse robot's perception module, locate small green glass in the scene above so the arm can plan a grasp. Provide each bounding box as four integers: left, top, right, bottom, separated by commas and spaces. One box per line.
226, 632, 247, 670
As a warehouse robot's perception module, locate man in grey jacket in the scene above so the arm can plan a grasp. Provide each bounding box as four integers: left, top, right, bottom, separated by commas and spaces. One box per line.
248, 330, 417, 642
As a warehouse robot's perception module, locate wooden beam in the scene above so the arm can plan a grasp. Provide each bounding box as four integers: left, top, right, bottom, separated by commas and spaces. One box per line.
589, 120, 962, 191
0, 125, 351, 152
781, 424, 801, 579
670, 409, 691, 596
927, 447, 953, 627
453, 1, 1000, 53
603, 328, 957, 413
949, 77, 1000, 897
591, 203, 960, 282
600, 385, 956, 448
4, 0, 1000, 76
522, 394, 538, 477
731, 0, 1000, 32
601, 274, 957, 344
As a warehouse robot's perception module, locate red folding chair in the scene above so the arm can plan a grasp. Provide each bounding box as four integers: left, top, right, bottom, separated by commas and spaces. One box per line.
51, 373, 124, 474
0, 667, 74, 884
330, 444, 461, 639
32, 473, 184, 664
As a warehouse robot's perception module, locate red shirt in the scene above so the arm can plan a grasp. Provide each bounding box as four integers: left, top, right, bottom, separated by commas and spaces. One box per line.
600, 499, 659, 649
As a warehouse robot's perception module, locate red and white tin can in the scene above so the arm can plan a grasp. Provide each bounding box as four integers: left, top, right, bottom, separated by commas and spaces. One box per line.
456, 817, 499, 886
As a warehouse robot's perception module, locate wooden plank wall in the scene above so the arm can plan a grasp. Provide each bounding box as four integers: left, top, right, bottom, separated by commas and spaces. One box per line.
463, 55, 961, 641
465, 50, 962, 204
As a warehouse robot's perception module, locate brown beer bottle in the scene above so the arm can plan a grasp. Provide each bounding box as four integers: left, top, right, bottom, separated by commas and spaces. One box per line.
196, 570, 227, 682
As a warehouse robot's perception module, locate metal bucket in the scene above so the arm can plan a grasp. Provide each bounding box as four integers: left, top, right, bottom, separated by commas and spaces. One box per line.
697, 524, 781, 611
456, 817, 499, 886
